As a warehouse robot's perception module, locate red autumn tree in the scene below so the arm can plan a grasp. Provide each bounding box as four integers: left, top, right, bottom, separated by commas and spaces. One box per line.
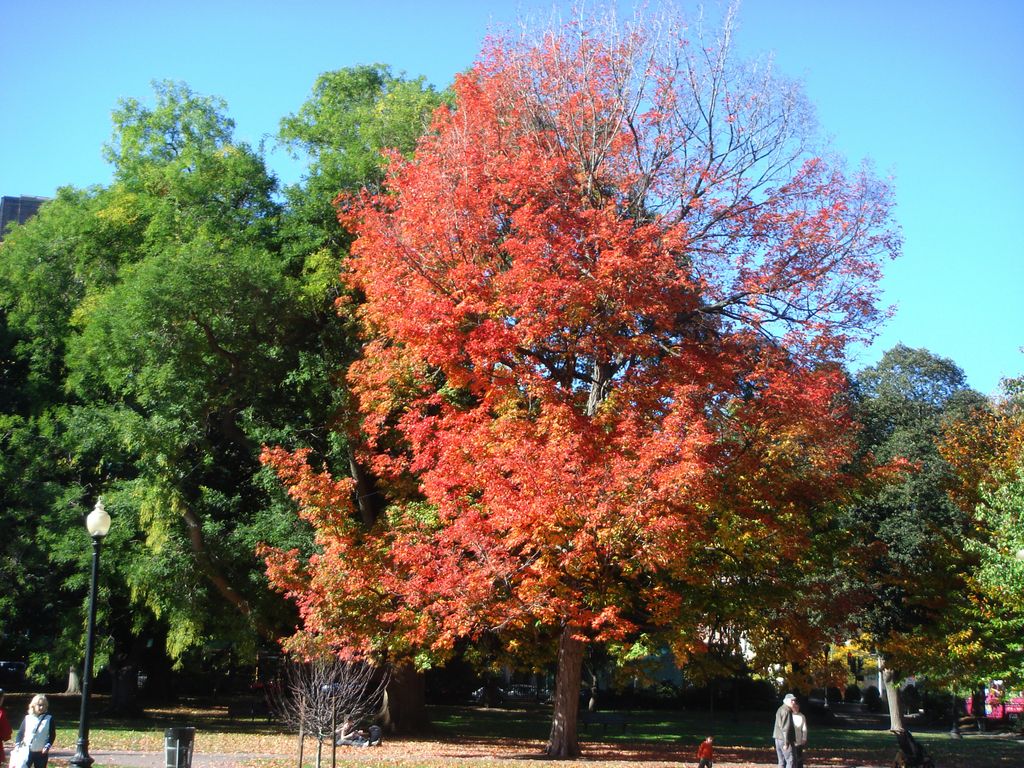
263, 6, 900, 757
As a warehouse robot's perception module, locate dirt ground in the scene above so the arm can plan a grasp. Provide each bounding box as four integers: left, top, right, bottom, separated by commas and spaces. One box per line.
42, 735, 1001, 768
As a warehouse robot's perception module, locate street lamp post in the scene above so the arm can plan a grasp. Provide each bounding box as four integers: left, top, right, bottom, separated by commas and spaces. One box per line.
69, 498, 111, 768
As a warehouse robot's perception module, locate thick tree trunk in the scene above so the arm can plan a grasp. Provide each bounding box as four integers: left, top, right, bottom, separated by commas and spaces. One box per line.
380, 663, 427, 734
65, 665, 82, 695
347, 444, 384, 526
480, 676, 503, 708
881, 661, 905, 732
109, 647, 145, 716
546, 625, 585, 758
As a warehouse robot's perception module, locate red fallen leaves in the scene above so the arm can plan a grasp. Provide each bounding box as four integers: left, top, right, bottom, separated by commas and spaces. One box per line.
261, 10, 899, 735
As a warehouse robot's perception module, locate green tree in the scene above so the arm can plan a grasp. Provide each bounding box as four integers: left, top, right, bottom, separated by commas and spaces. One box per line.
65, 82, 331, 669
275, 67, 446, 510
1, 72, 444, 710
0, 186, 139, 680
0, 83, 309, 693
278, 65, 445, 262
940, 376, 1024, 684
274, 65, 446, 732
846, 344, 986, 728
970, 467, 1024, 681
104, 80, 277, 248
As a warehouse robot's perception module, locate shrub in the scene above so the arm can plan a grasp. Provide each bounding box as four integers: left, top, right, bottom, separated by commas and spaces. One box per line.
902, 683, 922, 713
862, 685, 882, 712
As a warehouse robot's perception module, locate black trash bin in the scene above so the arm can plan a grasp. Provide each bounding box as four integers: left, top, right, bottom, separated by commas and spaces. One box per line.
164, 726, 195, 768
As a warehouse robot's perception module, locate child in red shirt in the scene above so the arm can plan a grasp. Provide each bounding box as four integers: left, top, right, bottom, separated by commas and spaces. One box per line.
696, 735, 714, 768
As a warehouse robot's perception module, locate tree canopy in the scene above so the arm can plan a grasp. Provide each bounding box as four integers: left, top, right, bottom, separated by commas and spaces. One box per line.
0, 72, 440, 691
840, 345, 987, 726
5, 6, 1021, 743
262, 8, 900, 756
939, 377, 1024, 683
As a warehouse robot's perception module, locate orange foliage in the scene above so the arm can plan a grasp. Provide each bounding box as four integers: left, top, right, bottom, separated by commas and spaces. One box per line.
263, 15, 899, 668
940, 397, 1024, 511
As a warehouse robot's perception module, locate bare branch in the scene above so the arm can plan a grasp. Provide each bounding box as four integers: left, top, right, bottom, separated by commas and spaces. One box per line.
269, 657, 389, 747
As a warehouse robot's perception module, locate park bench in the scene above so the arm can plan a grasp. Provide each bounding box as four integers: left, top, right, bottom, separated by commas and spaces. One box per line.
579, 710, 629, 733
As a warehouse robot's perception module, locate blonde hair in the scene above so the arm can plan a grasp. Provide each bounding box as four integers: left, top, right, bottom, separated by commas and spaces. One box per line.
28, 694, 48, 714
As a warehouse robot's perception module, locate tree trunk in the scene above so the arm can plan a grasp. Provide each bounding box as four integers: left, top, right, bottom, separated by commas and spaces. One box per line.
480, 676, 502, 708
971, 687, 986, 718
181, 505, 254, 616
108, 649, 146, 716
65, 665, 82, 695
881, 660, 905, 732
949, 695, 963, 737
822, 646, 831, 709
587, 665, 598, 712
546, 625, 585, 758
331, 695, 337, 768
380, 663, 427, 733
347, 444, 384, 526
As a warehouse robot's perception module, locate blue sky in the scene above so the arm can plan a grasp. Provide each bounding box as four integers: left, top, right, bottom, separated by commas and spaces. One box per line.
2, 0, 1021, 395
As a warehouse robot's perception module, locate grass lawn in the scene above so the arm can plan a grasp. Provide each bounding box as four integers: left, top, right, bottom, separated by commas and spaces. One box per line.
11, 695, 1022, 767
421, 704, 1023, 767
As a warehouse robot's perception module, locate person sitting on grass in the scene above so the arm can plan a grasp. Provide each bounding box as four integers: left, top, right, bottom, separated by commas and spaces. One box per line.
336, 717, 369, 746
696, 735, 714, 768
336, 717, 382, 747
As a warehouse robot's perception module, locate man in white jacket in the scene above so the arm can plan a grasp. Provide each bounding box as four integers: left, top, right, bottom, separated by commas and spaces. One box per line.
791, 699, 808, 768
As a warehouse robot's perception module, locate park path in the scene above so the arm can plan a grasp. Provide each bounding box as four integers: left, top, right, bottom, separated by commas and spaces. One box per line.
47, 748, 285, 768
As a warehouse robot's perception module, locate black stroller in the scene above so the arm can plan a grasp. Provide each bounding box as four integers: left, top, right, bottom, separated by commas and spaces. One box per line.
891, 728, 934, 768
